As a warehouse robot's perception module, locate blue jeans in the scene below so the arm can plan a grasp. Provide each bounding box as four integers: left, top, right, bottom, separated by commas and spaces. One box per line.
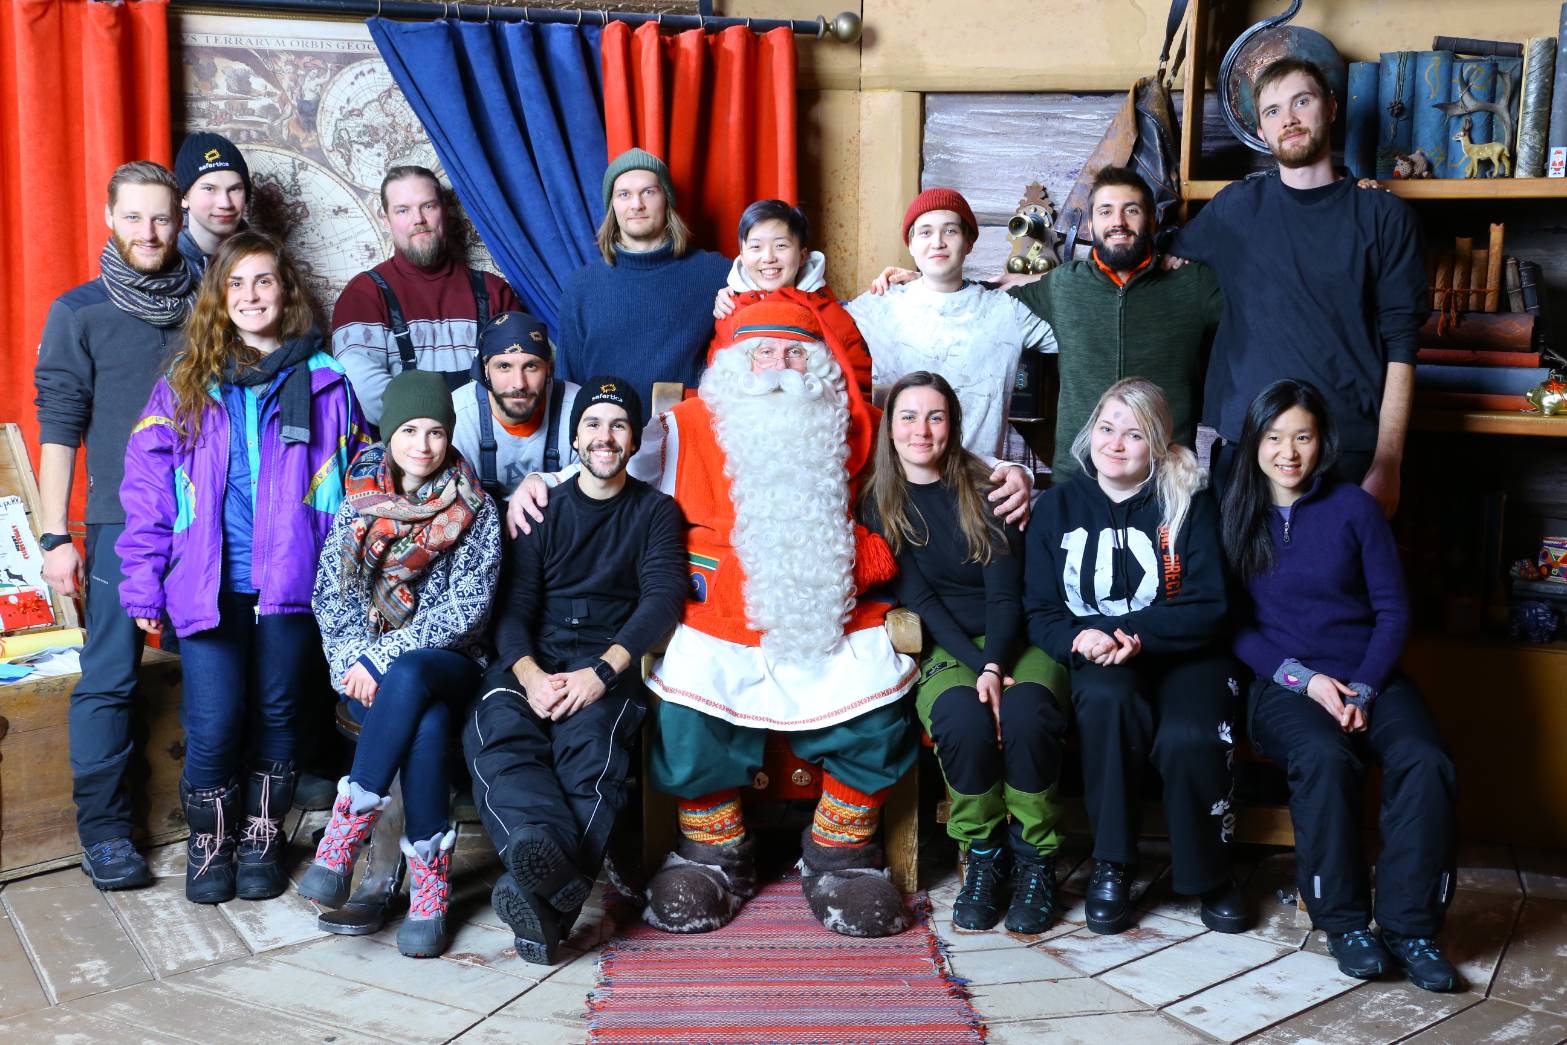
177, 592, 318, 788
71, 524, 146, 845
345, 648, 480, 840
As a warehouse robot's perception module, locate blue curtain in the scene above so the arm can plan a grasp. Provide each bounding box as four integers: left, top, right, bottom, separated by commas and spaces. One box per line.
368, 17, 607, 331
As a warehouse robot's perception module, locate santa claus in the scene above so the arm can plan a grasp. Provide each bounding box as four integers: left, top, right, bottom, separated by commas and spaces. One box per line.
511, 299, 918, 937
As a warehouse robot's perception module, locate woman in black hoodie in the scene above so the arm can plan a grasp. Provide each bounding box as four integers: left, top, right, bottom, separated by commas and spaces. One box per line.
1024, 377, 1244, 936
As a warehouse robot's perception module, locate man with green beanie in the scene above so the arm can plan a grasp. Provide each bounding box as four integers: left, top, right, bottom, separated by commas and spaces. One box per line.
554, 148, 729, 407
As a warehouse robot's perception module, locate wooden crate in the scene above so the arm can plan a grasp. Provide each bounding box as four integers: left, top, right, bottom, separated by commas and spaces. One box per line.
0, 647, 186, 880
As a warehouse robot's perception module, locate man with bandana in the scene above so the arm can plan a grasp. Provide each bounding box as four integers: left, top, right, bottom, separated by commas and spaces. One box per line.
451, 311, 580, 503
34, 160, 200, 890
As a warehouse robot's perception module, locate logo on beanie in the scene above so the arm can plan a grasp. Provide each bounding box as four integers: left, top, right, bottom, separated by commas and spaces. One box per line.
600, 382, 618, 394
203, 148, 222, 163
492, 314, 509, 327
530, 330, 545, 343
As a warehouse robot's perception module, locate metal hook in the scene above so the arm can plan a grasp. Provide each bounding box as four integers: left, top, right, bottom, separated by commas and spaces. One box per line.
374, 0, 382, 16
697, 12, 706, 30
575, 8, 583, 26
656, 12, 664, 27
484, 3, 491, 24
453, 0, 461, 21
745, 16, 752, 29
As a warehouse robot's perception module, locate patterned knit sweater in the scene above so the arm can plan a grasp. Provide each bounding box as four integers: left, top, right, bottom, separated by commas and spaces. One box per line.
311, 492, 502, 689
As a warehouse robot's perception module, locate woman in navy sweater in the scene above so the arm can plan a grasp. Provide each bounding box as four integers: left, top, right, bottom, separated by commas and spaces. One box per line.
1222, 378, 1459, 993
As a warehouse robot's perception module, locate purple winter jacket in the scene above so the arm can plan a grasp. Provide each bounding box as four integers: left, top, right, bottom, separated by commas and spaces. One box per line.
117, 350, 372, 636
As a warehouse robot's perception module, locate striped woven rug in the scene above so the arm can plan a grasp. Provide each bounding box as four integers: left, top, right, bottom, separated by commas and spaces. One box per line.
588, 876, 985, 1044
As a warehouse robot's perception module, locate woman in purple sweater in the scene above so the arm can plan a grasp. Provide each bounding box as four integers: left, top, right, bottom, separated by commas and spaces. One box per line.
1222, 378, 1458, 994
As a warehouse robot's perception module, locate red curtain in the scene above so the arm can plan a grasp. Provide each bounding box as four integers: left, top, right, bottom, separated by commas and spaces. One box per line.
601, 22, 797, 255
0, 0, 172, 493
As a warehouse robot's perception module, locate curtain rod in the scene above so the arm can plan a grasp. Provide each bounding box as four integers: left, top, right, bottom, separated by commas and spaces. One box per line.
173, 0, 863, 42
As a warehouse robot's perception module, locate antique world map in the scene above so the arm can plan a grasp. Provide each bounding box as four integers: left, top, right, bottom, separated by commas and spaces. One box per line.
177, 15, 496, 313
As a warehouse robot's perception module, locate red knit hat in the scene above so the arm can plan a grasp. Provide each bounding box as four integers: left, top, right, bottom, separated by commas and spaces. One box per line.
723, 300, 824, 346
902, 187, 978, 243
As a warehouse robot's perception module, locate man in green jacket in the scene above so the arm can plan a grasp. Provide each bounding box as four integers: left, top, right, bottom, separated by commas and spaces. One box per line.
1008, 166, 1221, 479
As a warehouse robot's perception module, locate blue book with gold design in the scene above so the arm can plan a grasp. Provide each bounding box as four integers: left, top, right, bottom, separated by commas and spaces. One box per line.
1410, 51, 1453, 176
1442, 59, 1496, 178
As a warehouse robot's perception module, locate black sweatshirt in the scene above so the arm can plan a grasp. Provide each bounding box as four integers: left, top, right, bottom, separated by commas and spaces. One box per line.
863, 480, 1024, 675
493, 475, 687, 674
1023, 470, 1227, 666
1171, 173, 1426, 451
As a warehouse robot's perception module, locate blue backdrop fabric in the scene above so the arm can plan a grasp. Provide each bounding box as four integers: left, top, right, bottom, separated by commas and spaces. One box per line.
368, 17, 608, 331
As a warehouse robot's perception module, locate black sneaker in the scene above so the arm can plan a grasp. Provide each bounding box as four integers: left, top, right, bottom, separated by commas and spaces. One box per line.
1085, 860, 1134, 935
1326, 928, 1392, 980
951, 846, 1008, 931
1004, 855, 1057, 935
81, 838, 151, 890
1381, 930, 1461, 992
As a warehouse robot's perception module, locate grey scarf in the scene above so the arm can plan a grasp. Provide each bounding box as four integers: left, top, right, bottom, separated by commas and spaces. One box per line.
98, 240, 196, 328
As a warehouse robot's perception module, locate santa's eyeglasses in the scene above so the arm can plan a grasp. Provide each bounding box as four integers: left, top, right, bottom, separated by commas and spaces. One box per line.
749, 344, 810, 363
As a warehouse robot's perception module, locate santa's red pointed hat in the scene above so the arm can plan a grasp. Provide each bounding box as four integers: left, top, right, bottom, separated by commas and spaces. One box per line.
709, 299, 877, 476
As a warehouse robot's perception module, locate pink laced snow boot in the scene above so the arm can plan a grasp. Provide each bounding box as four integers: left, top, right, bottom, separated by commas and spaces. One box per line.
296, 778, 388, 909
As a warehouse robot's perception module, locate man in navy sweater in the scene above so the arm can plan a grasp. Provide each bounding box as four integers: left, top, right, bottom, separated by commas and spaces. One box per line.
464, 377, 686, 965
1173, 58, 1427, 517
554, 149, 730, 407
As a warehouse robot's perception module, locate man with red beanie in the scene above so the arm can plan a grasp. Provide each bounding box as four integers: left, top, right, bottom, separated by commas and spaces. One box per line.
512, 300, 918, 938
849, 188, 1052, 512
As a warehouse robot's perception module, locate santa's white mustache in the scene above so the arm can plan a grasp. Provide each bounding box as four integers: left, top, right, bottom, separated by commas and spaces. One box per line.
735, 366, 824, 399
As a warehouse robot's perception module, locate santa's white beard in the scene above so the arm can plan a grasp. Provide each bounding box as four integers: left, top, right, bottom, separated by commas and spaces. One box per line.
700, 347, 855, 664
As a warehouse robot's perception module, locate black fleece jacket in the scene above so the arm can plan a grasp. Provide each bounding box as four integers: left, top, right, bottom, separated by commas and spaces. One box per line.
1023, 470, 1228, 665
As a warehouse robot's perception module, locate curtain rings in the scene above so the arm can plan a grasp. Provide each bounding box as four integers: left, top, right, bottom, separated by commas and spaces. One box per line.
484, 4, 491, 24
696, 13, 706, 30
575, 8, 583, 27
453, 0, 462, 21
374, 0, 382, 16
601, 10, 609, 27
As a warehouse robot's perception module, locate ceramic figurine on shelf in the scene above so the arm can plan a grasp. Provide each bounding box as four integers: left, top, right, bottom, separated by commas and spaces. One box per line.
1525, 375, 1566, 415
1453, 117, 1512, 178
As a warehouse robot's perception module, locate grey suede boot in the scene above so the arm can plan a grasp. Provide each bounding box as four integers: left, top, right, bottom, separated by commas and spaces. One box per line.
296, 778, 388, 909
235, 759, 295, 901
397, 829, 456, 958
644, 835, 757, 933
798, 829, 911, 937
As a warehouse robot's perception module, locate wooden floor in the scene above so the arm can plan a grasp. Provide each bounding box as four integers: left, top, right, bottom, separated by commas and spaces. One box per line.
1, 808, 1564, 1043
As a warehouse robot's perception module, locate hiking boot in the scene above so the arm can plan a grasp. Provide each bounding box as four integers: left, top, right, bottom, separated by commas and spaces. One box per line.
644, 835, 757, 934
1199, 881, 1250, 934
292, 771, 337, 812
397, 830, 456, 958
1085, 860, 1135, 935
798, 830, 910, 938
81, 837, 151, 891
297, 778, 388, 909
492, 873, 562, 965
503, 825, 591, 913
1004, 853, 1058, 935
951, 845, 1008, 931
1382, 930, 1461, 992
1326, 928, 1392, 980
182, 778, 239, 905
235, 759, 295, 901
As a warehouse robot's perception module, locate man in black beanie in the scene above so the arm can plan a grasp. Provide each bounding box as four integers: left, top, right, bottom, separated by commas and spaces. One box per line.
174, 131, 251, 277
464, 375, 686, 965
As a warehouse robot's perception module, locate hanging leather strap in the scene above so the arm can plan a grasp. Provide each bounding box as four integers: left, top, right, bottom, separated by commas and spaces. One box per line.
542, 378, 566, 474
474, 380, 501, 498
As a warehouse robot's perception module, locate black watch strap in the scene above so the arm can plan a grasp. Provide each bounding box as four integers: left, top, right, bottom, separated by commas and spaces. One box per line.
592, 658, 618, 686
38, 532, 72, 551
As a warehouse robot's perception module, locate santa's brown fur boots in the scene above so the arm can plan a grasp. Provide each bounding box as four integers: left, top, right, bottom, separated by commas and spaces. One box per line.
798, 829, 910, 937
644, 835, 756, 933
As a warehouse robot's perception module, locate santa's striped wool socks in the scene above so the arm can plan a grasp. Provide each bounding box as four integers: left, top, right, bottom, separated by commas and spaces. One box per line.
677, 789, 746, 847
811, 774, 885, 848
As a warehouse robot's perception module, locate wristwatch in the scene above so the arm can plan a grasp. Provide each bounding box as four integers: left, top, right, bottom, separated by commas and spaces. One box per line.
38, 533, 72, 552
591, 658, 618, 687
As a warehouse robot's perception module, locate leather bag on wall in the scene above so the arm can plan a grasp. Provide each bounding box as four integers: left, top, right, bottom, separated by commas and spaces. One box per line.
1055, 0, 1189, 259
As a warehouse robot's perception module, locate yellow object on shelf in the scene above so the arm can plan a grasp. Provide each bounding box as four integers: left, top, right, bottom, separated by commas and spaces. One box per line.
0, 627, 85, 662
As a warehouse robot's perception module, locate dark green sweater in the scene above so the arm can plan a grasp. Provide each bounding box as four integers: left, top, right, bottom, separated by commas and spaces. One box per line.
1009, 258, 1221, 477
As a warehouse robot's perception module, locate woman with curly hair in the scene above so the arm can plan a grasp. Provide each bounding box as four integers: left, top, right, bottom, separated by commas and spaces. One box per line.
118, 230, 371, 904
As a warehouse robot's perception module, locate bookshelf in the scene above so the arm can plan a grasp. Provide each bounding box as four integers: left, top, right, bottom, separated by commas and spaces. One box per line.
1411, 408, 1567, 437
